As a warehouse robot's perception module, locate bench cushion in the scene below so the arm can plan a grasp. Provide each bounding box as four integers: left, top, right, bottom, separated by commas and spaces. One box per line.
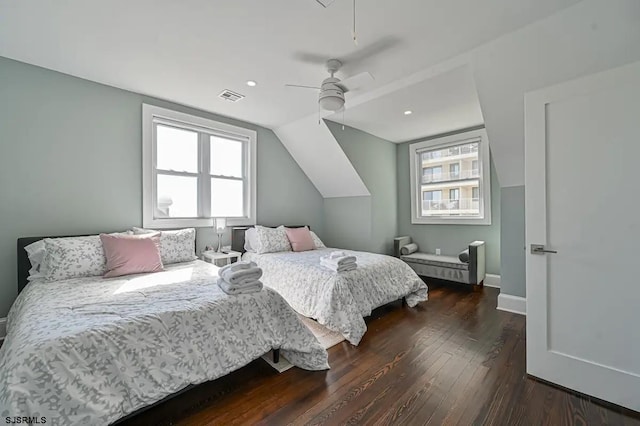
401, 253, 469, 270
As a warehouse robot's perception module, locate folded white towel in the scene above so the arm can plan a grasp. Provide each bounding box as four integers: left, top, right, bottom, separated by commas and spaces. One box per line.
231, 276, 264, 287
218, 278, 263, 295
218, 261, 257, 276
320, 255, 357, 267
320, 259, 357, 272
220, 266, 263, 285
329, 250, 346, 259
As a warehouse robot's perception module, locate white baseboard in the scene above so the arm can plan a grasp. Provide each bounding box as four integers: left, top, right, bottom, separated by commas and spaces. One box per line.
497, 293, 526, 316
0, 317, 6, 341
484, 274, 501, 288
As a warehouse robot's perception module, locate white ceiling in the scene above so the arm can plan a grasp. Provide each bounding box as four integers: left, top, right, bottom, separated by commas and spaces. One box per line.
326, 64, 484, 143
0, 0, 581, 131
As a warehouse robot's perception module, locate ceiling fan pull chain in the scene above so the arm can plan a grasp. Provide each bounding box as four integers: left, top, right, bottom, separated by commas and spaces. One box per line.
352, 0, 358, 46
342, 108, 345, 130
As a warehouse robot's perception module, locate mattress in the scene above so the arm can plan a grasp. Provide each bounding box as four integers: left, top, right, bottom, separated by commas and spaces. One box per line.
0, 260, 328, 425
243, 248, 428, 345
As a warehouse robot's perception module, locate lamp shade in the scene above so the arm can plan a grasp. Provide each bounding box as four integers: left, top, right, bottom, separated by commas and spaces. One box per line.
214, 218, 227, 232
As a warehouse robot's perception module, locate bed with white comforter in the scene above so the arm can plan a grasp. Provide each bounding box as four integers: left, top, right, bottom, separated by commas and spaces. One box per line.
0, 260, 329, 425
243, 248, 428, 345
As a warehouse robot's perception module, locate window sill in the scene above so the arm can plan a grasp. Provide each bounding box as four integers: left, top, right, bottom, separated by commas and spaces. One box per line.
143, 217, 256, 229
411, 217, 491, 226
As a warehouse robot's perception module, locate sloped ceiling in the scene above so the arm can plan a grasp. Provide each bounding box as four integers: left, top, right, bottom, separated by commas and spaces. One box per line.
325, 64, 483, 143
274, 115, 370, 198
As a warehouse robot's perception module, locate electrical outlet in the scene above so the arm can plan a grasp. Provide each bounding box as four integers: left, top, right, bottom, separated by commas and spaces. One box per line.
435, 248, 441, 256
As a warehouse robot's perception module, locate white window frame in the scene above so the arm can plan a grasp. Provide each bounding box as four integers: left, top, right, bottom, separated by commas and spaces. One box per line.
142, 104, 257, 229
409, 128, 491, 225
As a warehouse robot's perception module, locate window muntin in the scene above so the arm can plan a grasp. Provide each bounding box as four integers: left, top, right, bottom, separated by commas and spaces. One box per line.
449, 163, 460, 179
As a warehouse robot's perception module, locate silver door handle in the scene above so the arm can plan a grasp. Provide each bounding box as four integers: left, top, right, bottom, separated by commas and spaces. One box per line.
531, 244, 558, 254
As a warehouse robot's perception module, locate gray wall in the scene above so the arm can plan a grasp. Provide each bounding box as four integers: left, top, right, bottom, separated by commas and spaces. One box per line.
324, 121, 398, 255
396, 131, 501, 276
0, 56, 324, 317
499, 186, 525, 297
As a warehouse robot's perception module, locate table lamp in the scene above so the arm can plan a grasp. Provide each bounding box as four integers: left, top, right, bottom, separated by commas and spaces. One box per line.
214, 218, 227, 252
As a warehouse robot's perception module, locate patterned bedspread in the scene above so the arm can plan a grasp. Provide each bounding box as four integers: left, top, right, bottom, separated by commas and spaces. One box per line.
243, 249, 428, 345
0, 260, 328, 425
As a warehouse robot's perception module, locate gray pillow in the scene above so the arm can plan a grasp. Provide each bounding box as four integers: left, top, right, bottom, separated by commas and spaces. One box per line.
400, 243, 419, 255
458, 249, 470, 263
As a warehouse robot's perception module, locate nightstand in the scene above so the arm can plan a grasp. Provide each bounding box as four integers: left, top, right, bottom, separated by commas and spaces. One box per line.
201, 250, 242, 267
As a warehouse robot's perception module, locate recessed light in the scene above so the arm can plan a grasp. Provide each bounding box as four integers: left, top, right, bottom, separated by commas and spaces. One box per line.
404, 110, 413, 115
246, 80, 257, 87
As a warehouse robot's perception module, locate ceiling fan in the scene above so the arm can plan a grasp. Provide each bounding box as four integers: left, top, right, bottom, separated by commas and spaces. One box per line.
285, 58, 374, 112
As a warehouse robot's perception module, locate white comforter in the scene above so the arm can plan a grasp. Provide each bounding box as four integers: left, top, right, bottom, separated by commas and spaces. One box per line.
243, 249, 428, 345
0, 260, 328, 425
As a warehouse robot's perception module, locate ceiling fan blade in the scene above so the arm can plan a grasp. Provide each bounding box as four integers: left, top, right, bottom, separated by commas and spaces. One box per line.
340, 35, 402, 66
292, 52, 328, 65
293, 36, 401, 68
336, 71, 374, 92
285, 84, 321, 90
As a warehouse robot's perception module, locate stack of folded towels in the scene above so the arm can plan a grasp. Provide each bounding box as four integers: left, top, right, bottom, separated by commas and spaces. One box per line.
320, 250, 358, 272
217, 261, 264, 295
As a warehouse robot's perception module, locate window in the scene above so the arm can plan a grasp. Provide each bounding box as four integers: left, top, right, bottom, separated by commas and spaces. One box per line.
422, 190, 442, 212
472, 186, 479, 201
422, 166, 442, 183
409, 129, 491, 225
449, 163, 460, 179
143, 104, 257, 228
423, 190, 442, 201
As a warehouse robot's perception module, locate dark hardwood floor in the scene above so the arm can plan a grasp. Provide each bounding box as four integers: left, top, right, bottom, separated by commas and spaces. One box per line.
123, 283, 639, 426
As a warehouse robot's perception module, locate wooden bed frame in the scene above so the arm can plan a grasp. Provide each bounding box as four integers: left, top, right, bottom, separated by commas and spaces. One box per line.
15, 232, 284, 423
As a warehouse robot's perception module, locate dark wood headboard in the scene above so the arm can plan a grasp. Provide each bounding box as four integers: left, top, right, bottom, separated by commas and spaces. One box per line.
17, 233, 112, 294
231, 225, 309, 254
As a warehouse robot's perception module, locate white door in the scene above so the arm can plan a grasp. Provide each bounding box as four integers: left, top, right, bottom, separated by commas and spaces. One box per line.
525, 60, 640, 412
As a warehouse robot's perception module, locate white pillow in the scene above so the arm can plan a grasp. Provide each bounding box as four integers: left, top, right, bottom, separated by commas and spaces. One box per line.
244, 228, 258, 252
42, 236, 107, 282
132, 227, 196, 264
24, 240, 47, 281
310, 231, 326, 249
254, 225, 292, 254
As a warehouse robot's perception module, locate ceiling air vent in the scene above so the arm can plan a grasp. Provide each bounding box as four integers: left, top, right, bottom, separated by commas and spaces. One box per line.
218, 89, 245, 102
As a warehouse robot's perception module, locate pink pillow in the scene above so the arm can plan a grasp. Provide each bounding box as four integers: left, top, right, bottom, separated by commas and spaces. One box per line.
285, 227, 316, 252
100, 233, 164, 278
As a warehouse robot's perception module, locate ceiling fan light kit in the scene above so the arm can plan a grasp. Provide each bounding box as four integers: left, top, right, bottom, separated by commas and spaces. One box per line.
286, 58, 373, 113
318, 59, 345, 111
318, 88, 345, 111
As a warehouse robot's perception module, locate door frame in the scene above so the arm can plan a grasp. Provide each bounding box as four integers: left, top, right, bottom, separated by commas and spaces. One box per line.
524, 60, 640, 412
